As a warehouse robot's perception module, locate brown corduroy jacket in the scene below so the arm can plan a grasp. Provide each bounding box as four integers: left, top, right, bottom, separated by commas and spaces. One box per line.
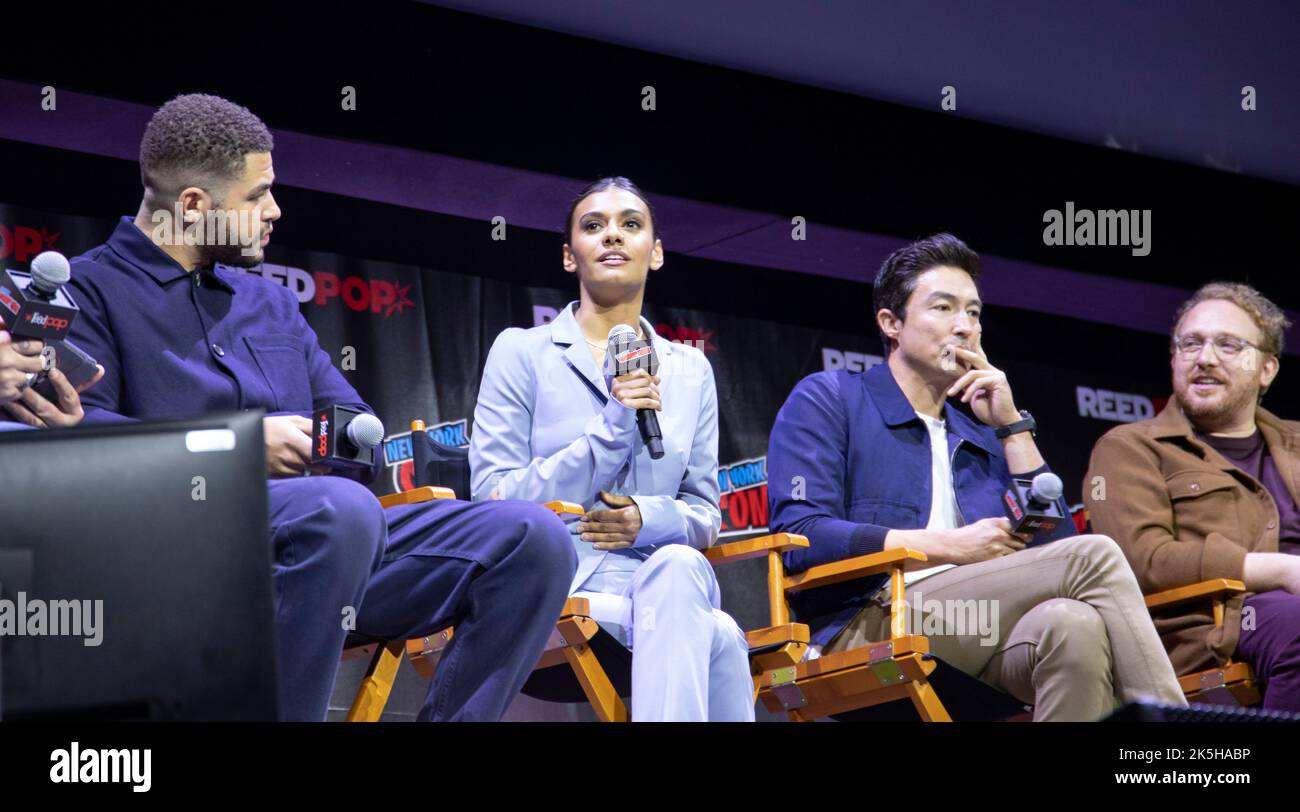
1085, 401, 1300, 675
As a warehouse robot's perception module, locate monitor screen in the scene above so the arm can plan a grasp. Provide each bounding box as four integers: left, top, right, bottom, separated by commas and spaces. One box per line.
0, 411, 277, 720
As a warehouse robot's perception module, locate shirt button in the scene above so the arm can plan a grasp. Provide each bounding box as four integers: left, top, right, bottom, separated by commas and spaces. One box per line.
1268, 521, 1276, 530
212, 343, 225, 357
1189, 483, 1200, 491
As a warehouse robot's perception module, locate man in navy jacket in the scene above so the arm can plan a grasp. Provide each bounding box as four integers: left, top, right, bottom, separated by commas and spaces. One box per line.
768, 233, 1184, 720
66, 93, 575, 721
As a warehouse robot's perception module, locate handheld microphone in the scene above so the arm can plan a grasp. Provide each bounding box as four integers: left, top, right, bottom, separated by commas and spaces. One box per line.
0, 251, 80, 342
604, 323, 664, 460
311, 406, 385, 471
1003, 472, 1066, 535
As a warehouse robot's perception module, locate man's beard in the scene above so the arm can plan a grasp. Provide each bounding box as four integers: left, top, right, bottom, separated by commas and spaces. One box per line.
192, 203, 263, 268
197, 240, 263, 269
1174, 377, 1258, 428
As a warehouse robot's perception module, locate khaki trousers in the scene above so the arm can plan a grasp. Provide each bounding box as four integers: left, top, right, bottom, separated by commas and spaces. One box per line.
825, 534, 1187, 721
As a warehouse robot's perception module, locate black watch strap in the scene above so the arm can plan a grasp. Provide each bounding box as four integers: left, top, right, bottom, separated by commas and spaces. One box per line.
995, 410, 1036, 439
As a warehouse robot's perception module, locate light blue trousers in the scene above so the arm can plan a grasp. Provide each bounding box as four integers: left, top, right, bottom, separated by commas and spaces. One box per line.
575, 545, 755, 721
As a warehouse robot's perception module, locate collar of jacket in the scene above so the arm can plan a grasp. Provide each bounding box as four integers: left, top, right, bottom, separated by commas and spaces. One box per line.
1150, 395, 1300, 471
106, 216, 235, 293
549, 300, 673, 399
862, 361, 1000, 457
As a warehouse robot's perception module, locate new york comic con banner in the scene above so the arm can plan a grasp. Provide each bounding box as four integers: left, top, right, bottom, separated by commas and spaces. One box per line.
2, 202, 1194, 543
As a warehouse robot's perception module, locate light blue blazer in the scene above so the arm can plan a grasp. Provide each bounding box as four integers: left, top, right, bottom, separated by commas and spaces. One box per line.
469, 301, 722, 593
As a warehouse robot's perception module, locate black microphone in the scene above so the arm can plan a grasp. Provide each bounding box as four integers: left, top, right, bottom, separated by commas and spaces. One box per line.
1003, 472, 1066, 535
0, 251, 80, 342
604, 323, 664, 459
311, 405, 385, 471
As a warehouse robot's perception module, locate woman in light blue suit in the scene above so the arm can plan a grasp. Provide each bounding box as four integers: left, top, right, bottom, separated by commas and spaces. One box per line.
469, 177, 753, 721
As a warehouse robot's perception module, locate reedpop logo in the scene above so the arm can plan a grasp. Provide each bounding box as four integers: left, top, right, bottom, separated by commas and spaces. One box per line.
1076, 386, 1164, 423
822, 348, 883, 372
0, 223, 61, 263
236, 263, 415, 318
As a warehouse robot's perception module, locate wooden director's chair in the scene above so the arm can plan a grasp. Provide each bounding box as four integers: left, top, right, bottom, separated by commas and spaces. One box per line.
1143, 578, 1259, 706
341, 421, 816, 722
343, 421, 1026, 722
339, 481, 457, 722
737, 545, 1031, 722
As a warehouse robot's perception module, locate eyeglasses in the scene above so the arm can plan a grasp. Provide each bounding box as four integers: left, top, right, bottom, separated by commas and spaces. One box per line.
1172, 333, 1258, 359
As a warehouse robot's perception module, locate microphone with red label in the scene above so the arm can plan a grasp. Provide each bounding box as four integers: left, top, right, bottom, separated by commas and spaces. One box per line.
311, 406, 385, 471
604, 323, 664, 459
1003, 472, 1066, 535
0, 251, 80, 342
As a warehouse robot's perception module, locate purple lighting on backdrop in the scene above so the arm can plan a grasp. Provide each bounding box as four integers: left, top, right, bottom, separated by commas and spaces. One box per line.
2, 78, 1296, 353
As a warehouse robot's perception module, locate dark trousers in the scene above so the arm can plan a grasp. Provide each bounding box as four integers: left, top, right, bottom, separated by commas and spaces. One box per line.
1236, 589, 1300, 712
267, 477, 575, 721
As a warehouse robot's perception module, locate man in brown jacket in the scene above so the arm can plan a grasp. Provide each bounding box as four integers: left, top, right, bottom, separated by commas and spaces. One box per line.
1086, 282, 1300, 711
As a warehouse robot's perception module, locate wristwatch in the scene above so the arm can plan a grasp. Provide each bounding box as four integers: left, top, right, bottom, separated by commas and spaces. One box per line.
994, 410, 1036, 439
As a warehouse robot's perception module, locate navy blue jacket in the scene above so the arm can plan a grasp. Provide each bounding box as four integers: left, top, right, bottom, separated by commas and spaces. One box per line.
67, 217, 379, 481
767, 363, 1076, 647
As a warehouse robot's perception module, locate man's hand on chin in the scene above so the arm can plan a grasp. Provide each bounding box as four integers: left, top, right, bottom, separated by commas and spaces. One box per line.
945, 345, 1020, 427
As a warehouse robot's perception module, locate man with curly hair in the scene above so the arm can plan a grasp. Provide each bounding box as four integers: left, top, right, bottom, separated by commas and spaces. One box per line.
66, 93, 577, 721
1087, 282, 1300, 711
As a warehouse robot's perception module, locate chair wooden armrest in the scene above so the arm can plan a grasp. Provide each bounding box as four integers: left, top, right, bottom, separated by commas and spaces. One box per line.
745, 623, 809, 652
701, 533, 809, 565
1145, 578, 1246, 610
784, 548, 929, 593
560, 596, 591, 618
378, 485, 456, 509
544, 500, 586, 517
744, 623, 811, 675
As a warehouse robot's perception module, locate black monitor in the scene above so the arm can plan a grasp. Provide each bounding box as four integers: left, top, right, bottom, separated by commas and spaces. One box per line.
0, 411, 277, 720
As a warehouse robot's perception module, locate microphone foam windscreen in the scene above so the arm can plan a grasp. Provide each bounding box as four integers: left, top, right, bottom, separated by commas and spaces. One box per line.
30, 251, 72, 290
1031, 472, 1064, 502
346, 413, 386, 449
607, 323, 636, 341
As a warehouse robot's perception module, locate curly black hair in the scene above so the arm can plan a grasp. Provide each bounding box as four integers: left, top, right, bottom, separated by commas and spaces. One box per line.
139, 93, 273, 203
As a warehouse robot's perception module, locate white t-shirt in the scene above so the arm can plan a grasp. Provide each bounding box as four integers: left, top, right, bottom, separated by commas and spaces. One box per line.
903, 411, 959, 585
807, 411, 962, 661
